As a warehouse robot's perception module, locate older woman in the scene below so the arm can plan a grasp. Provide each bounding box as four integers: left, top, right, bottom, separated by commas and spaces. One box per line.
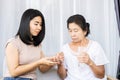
57, 14, 109, 80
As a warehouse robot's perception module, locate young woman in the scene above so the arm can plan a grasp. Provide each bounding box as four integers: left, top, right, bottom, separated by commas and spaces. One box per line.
3, 9, 58, 80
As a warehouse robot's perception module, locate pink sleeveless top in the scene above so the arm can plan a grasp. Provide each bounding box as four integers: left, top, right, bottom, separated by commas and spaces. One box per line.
4, 36, 42, 80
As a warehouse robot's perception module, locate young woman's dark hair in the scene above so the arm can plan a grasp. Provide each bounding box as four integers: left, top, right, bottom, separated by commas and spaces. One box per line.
67, 14, 90, 36
16, 9, 45, 46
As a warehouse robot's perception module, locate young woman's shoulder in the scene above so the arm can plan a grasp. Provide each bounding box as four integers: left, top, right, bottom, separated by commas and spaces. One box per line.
5, 36, 21, 49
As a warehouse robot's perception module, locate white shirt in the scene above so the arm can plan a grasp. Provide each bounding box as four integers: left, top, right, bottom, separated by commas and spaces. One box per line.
61, 40, 109, 80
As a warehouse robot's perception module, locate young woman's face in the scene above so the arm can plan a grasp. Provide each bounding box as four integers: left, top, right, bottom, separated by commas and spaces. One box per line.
30, 16, 42, 36
68, 23, 86, 43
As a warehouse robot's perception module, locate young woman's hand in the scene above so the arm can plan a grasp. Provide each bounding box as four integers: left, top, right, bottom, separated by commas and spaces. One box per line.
38, 57, 58, 66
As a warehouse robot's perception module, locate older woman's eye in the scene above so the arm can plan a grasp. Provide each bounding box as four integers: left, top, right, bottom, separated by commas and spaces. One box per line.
68, 30, 72, 32
74, 29, 78, 32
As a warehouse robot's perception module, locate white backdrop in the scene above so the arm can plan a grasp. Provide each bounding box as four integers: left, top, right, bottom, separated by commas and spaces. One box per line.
0, 0, 120, 79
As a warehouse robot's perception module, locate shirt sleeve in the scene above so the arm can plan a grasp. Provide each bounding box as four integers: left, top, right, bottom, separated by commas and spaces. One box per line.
92, 42, 109, 65
5, 38, 20, 54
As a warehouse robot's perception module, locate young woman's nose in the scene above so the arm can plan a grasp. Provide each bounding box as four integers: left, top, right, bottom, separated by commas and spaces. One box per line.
37, 25, 42, 30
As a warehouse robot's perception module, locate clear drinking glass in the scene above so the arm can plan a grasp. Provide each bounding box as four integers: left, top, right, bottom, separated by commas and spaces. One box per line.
76, 47, 87, 68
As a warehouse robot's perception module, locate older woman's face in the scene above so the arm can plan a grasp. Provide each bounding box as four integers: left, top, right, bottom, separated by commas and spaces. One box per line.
30, 16, 42, 36
68, 23, 86, 43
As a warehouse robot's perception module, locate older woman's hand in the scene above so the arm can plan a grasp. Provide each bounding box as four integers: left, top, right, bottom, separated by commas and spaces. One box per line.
77, 52, 92, 65
55, 52, 64, 65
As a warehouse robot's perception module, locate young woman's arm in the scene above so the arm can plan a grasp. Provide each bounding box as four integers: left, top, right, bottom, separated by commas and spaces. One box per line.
6, 43, 55, 77
38, 51, 57, 73
6, 43, 40, 77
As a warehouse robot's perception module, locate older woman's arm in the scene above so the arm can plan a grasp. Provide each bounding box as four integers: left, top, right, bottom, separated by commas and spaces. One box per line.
88, 60, 105, 79
57, 63, 67, 80
78, 52, 105, 79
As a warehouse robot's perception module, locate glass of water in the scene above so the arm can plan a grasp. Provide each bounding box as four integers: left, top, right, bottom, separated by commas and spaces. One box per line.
76, 47, 87, 68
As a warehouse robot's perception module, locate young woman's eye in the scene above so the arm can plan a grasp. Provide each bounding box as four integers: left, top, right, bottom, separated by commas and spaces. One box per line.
34, 24, 38, 26
40, 24, 42, 26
